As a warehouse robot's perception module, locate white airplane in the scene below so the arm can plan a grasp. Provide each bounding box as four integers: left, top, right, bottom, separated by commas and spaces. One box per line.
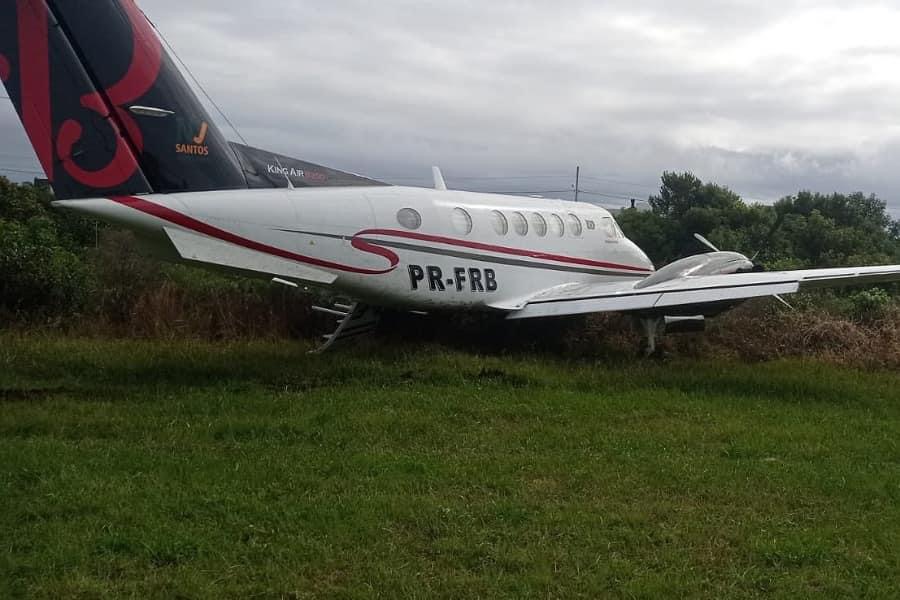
3, 0, 899, 354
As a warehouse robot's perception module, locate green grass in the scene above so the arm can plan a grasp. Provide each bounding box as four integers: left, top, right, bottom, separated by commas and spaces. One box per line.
0, 335, 898, 599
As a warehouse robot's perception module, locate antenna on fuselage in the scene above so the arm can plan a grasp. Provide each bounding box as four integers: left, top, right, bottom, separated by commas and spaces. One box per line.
432, 166, 448, 191
274, 157, 294, 190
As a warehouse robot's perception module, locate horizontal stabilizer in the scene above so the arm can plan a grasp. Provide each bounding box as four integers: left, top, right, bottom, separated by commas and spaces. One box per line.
164, 227, 337, 286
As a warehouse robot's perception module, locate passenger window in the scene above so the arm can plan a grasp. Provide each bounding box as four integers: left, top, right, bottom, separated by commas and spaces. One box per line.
602, 217, 617, 239
567, 213, 583, 237
397, 208, 422, 230
452, 207, 473, 235
490, 210, 509, 235
511, 212, 528, 236
531, 213, 548, 237
549, 214, 565, 237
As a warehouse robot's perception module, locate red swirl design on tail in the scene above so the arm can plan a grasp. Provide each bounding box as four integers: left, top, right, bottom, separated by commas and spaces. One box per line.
0, 54, 9, 82
57, 93, 145, 189
17, 0, 53, 180
57, 0, 162, 188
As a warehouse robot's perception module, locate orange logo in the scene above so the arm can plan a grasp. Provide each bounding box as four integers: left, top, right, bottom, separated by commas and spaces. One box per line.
176, 121, 210, 156
193, 121, 209, 145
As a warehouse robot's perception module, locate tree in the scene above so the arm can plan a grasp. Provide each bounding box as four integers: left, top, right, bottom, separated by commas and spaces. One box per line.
0, 177, 95, 318
630, 171, 768, 264
618, 173, 900, 270
772, 192, 900, 267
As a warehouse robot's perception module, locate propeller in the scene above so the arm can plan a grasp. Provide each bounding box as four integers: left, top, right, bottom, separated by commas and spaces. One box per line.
694, 232, 794, 310
693, 233, 720, 253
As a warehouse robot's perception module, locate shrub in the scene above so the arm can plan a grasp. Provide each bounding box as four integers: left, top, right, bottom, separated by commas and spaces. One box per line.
0, 216, 93, 319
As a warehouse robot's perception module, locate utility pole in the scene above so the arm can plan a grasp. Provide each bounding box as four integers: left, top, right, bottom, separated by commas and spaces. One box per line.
574, 166, 581, 203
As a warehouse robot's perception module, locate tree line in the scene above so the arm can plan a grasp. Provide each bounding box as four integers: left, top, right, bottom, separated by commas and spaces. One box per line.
1, 173, 898, 336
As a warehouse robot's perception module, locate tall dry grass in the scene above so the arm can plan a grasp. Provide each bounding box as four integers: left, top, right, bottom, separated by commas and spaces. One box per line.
698, 301, 900, 368
86, 279, 331, 340
8, 225, 900, 368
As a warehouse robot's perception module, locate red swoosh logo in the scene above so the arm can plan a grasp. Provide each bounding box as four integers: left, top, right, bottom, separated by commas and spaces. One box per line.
110, 196, 399, 275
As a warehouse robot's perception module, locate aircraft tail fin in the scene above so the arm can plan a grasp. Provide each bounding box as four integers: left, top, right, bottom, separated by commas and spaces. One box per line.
0, 0, 247, 200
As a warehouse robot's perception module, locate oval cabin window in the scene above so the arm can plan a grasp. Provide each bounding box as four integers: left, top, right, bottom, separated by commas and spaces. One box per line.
491, 210, 509, 235
531, 213, 548, 237
567, 214, 583, 237
397, 208, 422, 230
452, 207, 473, 235
549, 214, 565, 237
511, 212, 528, 236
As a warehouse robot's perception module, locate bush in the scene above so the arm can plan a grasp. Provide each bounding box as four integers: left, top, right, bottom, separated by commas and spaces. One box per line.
0, 216, 93, 319
842, 288, 894, 322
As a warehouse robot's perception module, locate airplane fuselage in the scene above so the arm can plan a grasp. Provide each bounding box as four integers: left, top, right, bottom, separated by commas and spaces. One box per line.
57, 186, 656, 312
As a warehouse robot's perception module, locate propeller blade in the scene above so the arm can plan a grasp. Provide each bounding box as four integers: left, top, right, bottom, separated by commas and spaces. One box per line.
773, 294, 795, 310
694, 233, 720, 253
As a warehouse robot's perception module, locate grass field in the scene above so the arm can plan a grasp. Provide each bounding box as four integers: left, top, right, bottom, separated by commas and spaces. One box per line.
1, 335, 898, 599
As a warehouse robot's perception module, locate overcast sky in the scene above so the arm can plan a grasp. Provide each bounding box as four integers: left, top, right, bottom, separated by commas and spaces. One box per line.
2, 0, 900, 214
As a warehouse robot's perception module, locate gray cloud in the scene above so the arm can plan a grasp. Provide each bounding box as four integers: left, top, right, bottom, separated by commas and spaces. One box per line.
2, 0, 900, 217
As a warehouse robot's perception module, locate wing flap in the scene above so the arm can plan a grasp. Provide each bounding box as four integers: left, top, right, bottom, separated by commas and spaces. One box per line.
654, 281, 799, 308
164, 227, 337, 286
797, 267, 900, 289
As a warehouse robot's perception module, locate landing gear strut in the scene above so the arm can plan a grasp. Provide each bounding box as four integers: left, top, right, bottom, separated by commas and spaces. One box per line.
637, 317, 664, 358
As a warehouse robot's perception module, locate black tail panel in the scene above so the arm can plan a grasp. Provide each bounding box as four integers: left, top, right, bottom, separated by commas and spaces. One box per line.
231, 143, 388, 189
0, 0, 247, 199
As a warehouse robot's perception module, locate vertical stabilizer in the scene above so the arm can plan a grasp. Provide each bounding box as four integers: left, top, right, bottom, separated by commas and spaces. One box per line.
0, 0, 248, 199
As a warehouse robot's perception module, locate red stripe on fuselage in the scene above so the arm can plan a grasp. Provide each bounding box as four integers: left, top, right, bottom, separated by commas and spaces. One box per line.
109, 196, 398, 275
356, 229, 653, 273
109, 196, 650, 277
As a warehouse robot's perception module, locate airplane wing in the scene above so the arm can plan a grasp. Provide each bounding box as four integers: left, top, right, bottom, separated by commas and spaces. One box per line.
507, 265, 900, 320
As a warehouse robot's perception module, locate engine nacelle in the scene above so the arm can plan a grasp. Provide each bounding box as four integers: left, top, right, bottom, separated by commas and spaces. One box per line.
635, 252, 754, 289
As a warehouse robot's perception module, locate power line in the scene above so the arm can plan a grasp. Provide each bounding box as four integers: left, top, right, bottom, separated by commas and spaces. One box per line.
490, 190, 573, 195
146, 11, 250, 147
579, 175, 659, 191
377, 174, 574, 182
481, 189, 639, 204
0, 166, 43, 175
577, 189, 638, 201
0, 151, 39, 160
